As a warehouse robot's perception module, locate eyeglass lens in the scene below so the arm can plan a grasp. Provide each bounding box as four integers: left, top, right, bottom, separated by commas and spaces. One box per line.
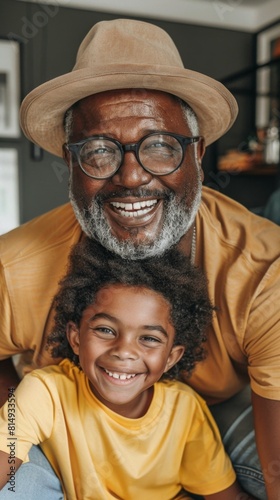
77, 134, 184, 177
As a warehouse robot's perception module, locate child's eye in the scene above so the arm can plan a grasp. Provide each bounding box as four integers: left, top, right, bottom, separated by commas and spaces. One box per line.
141, 335, 161, 344
98, 327, 113, 333
92, 326, 115, 337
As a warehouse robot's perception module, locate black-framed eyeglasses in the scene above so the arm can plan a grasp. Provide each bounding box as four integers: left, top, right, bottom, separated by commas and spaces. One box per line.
64, 132, 201, 179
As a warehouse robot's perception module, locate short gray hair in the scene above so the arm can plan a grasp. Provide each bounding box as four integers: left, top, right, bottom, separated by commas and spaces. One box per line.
178, 98, 199, 136
64, 107, 74, 143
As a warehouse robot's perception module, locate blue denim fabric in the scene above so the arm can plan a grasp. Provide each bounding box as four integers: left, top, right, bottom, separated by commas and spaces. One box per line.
0, 445, 63, 499
209, 385, 267, 500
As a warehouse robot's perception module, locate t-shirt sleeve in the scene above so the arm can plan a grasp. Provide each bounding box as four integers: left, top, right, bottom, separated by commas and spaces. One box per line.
181, 395, 236, 495
244, 258, 280, 399
0, 372, 55, 461
0, 264, 17, 359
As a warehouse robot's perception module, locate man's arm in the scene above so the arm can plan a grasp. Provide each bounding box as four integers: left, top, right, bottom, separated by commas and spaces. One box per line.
0, 451, 22, 490
203, 480, 257, 499
0, 359, 20, 407
252, 390, 280, 498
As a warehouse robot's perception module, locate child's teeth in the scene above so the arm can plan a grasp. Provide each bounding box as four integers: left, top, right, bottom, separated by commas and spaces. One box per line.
105, 369, 136, 380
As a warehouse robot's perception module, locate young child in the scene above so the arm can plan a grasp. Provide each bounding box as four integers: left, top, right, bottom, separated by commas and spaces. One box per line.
0, 239, 256, 499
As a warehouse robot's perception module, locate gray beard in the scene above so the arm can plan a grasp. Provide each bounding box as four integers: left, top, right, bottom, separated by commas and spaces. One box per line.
69, 184, 202, 260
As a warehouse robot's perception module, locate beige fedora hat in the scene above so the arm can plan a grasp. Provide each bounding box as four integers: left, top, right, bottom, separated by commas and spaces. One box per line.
20, 18, 238, 157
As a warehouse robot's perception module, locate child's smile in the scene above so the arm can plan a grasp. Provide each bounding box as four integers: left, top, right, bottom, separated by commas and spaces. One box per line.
67, 284, 184, 418
103, 368, 137, 381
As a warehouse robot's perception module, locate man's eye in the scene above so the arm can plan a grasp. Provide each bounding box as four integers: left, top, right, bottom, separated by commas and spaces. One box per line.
146, 141, 173, 151
83, 146, 113, 159
93, 146, 114, 155
143, 141, 180, 160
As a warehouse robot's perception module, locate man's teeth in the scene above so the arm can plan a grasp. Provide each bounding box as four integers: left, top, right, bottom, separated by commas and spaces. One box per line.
104, 369, 136, 380
110, 199, 157, 218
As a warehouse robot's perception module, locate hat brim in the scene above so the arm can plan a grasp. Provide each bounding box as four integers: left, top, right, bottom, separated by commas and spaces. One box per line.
20, 64, 238, 157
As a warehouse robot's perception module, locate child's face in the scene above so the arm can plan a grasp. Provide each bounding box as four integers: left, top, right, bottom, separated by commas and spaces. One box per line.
67, 284, 184, 418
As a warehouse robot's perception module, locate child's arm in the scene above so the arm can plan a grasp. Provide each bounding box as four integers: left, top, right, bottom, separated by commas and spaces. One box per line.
203, 480, 257, 499
0, 450, 22, 490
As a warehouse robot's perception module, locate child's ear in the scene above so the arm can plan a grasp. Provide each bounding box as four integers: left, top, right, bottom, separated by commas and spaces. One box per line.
66, 322, 80, 356
164, 345, 185, 373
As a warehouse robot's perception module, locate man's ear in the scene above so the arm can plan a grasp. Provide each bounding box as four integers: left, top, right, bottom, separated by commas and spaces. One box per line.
197, 137, 206, 161
66, 322, 80, 356
196, 137, 205, 182
164, 345, 185, 374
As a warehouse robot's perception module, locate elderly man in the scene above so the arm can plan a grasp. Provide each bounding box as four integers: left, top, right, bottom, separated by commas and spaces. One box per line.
0, 19, 280, 499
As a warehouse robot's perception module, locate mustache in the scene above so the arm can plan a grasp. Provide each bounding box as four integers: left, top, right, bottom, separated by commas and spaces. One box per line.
95, 187, 173, 203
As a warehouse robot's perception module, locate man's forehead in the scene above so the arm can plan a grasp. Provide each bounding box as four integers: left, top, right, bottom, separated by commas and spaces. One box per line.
76, 89, 180, 112
72, 90, 185, 129
97, 100, 163, 120
69, 89, 189, 140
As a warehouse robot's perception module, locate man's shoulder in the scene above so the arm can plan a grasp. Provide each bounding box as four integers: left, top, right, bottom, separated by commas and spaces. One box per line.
200, 186, 280, 245
198, 186, 280, 276
201, 185, 253, 216
0, 203, 81, 266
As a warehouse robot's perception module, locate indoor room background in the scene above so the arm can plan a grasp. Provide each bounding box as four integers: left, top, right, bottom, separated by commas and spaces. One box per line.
0, 0, 279, 233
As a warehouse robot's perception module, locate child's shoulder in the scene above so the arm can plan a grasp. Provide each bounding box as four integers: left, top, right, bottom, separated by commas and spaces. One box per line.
156, 380, 211, 423
158, 379, 206, 406
159, 378, 198, 392
19, 359, 86, 405
27, 359, 81, 384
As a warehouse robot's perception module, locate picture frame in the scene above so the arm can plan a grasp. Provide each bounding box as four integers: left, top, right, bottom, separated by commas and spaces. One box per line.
0, 147, 20, 235
0, 38, 21, 138
255, 20, 280, 129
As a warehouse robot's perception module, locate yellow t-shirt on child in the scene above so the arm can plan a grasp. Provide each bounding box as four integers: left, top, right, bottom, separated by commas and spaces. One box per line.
0, 359, 235, 499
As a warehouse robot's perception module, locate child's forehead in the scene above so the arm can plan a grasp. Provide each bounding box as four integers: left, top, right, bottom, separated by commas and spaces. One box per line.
94, 283, 169, 307
80, 283, 175, 342
81, 283, 172, 323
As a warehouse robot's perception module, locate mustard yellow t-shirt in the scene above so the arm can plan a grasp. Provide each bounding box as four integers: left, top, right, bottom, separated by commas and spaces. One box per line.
0, 360, 236, 499
1, 187, 280, 402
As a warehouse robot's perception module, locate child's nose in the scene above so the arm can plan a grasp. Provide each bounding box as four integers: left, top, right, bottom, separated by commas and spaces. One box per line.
110, 337, 139, 361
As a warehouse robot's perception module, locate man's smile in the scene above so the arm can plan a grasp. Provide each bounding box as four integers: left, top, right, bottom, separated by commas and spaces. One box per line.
107, 198, 161, 225
110, 199, 158, 218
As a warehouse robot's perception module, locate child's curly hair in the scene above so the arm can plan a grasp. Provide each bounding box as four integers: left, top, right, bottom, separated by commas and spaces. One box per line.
47, 238, 214, 379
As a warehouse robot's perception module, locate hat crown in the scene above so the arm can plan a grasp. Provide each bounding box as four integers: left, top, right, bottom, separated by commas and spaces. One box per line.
20, 18, 238, 157
74, 19, 184, 70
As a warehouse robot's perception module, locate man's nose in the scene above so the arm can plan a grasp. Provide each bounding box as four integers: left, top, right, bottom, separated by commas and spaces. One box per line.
111, 151, 153, 189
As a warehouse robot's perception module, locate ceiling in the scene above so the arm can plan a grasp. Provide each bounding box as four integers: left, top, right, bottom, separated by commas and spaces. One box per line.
19, 0, 280, 31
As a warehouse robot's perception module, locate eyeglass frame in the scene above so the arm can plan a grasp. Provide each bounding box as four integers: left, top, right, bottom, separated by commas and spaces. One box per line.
64, 131, 202, 180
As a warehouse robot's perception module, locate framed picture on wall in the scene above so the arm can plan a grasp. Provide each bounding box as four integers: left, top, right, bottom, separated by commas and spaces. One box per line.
255, 21, 280, 128
0, 38, 21, 138
0, 148, 20, 234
